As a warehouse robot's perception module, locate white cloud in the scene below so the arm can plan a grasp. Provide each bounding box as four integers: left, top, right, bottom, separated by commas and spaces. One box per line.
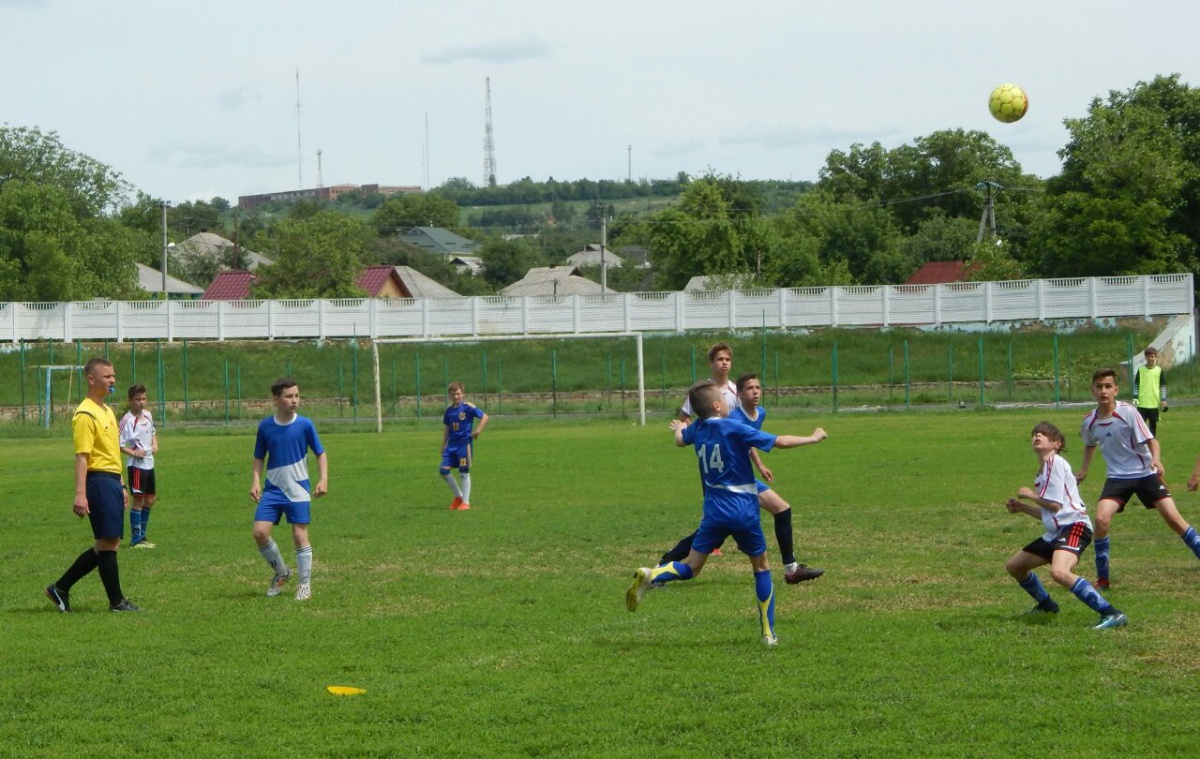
422, 34, 550, 64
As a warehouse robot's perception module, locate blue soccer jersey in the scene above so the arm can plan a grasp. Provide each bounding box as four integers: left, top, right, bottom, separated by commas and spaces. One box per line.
681, 416, 776, 521
730, 403, 766, 431
254, 415, 325, 504
444, 402, 485, 445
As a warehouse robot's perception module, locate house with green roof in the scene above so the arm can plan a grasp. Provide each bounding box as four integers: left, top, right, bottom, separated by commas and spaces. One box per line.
399, 227, 480, 256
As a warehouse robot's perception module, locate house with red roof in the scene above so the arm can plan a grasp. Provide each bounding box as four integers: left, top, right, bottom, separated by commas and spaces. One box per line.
904, 261, 967, 285
201, 271, 258, 300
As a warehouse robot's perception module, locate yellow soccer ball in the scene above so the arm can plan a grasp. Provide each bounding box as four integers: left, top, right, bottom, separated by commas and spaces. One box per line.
989, 83, 1029, 123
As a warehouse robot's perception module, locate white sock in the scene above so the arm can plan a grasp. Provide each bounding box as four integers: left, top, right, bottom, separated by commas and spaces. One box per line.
258, 539, 287, 574
460, 472, 472, 503
296, 545, 313, 585
442, 473, 463, 498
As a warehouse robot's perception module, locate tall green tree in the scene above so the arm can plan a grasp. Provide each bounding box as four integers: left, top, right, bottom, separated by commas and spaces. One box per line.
1033, 75, 1200, 277
0, 126, 144, 300
252, 211, 371, 298
479, 237, 543, 288
371, 192, 459, 236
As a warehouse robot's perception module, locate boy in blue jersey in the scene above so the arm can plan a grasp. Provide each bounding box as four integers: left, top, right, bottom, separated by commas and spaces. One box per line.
440, 381, 489, 510
658, 373, 826, 583
626, 381, 828, 646
250, 379, 328, 601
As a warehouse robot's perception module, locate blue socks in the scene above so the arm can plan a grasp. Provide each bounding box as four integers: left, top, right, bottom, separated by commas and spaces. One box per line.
140, 508, 150, 540
1094, 537, 1111, 580
1182, 527, 1200, 559
129, 510, 143, 542
648, 561, 693, 585
755, 570, 775, 638
1071, 577, 1116, 616
1017, 573, 1051, 603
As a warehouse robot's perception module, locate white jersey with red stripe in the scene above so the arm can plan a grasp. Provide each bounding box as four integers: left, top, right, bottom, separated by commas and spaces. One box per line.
119, 410, 156, 470
681, 380, 738, 419
1035, 453, 1091, 541
1080, 401, 1155, 478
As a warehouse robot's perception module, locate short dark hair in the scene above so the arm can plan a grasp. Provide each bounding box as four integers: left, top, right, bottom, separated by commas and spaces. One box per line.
688, 381, 722, 420
735, 373, 759, 392
271, 378, 297, 397
708, 342, 732, 362
448, 381, 464, 393
127, 384, 147, 399
1031, 421, 1067, 452
84, 357, 112, 376
1144, 347, 1158, 357
1091, 368, 1118, 385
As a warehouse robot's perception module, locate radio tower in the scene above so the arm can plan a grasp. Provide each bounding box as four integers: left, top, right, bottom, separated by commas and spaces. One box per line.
316, 148, 324, 188
295, 67, 303, 188
483, 77, 497, 187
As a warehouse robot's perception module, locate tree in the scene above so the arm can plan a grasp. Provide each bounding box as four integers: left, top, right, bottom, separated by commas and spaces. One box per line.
0, 126, 144, 299
371, 192, 459, 236
479, 237, 543, 287
252, 211, 371, 298
773, 190, 905, 285
1035, 75, 1200, 277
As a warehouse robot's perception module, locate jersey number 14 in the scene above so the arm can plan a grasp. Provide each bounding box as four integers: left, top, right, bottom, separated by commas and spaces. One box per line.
696, 444, 725, 474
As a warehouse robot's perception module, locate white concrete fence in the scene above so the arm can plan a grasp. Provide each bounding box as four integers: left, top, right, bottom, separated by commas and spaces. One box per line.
2, 274, 1193, 343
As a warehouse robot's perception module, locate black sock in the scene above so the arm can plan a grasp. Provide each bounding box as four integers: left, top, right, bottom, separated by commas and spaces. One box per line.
774, 509, 796, 566
57, 548, 99, 592
660, 532, 696, 565
96, 550, 124, 606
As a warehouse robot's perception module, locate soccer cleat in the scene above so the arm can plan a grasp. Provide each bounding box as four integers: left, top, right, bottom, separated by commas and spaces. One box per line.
761, 634, 779, 647
1095, 612, 1128, 630
625, 568, 652, 612
132, 541, 156, 549
785, 563, 825, 584
295, 583, 311, 601
1095, 578, 1111, 591
267, 568, 292, 597
109, 599, 143, 612
710, 548, 723, 557
458, 502, 471, 510
1026, 599, 1060, 614
44, 585, 71, 612
449, 497, 463, 510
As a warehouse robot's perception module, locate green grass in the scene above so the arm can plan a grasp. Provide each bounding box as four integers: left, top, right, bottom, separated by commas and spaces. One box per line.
1, 322, 1176, 427
5, 407, 1200, 756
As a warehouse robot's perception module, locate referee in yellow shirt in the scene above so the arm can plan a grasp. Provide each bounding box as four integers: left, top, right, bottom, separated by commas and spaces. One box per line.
1134, 347, 1167, 436
45, 358, 141, 613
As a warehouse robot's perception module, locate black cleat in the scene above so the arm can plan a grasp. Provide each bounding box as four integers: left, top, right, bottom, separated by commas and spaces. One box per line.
1026, 600, 1060, 614
109, 599, 143, 613
44, 585, 71, 612
785, 564, 825, 584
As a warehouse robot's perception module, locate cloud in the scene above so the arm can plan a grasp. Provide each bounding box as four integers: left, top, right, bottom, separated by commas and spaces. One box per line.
147, 144, 293, 170
720, 122, 891, 150
652, 138, 706, 159
216, 84, 262, 112
422, 34, 550, 64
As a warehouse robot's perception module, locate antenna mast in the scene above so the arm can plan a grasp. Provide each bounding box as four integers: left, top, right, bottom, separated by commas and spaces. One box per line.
316, 148, 323, 188
424, 112, 431, 190
483, 77, 497, 187
295, 67, 303, 187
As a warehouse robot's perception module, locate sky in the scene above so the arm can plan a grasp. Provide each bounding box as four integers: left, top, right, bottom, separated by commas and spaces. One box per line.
3, 0, 1197, 206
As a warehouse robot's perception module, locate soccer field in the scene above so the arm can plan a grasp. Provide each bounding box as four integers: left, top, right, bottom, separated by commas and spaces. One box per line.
4, 408, 1200, 757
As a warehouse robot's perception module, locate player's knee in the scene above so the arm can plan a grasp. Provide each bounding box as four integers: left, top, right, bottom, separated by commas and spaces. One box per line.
458, 467, 470, 474
1048, 566, 1074, 587
438, 468, 451, 476
1004, 557, 1024, 578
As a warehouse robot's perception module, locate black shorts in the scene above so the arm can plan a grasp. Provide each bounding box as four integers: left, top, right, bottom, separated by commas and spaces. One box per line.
1100, 474, 1171, 511
1022, 523, 1093, 561
86, 472, 125, 540
127, 467, 156, 496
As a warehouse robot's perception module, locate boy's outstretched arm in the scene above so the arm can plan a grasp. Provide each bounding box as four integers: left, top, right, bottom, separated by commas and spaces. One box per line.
669, 418, 687, 447
773, 428, 828, 449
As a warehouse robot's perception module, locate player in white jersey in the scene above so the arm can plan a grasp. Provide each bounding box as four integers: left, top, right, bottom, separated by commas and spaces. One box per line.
1004, 422, 1126, 629
1076, 368, 1200, 589
119, 384, 158, 548
677, 342, 738, 422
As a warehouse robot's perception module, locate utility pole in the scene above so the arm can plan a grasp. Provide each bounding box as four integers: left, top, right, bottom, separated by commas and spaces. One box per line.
295, 67, 303, 188
975, 180, 1000, 242
160, 201, 171, 298
627, 144, 632, 182
600, 215, 608, 294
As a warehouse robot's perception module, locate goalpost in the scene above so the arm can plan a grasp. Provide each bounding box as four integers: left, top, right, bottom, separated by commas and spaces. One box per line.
370, 332, 646, 432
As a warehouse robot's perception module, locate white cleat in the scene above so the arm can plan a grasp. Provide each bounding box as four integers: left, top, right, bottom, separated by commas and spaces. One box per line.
762, 634, 779, 647
295, 583, 311, 601
267, 568, 292, 597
